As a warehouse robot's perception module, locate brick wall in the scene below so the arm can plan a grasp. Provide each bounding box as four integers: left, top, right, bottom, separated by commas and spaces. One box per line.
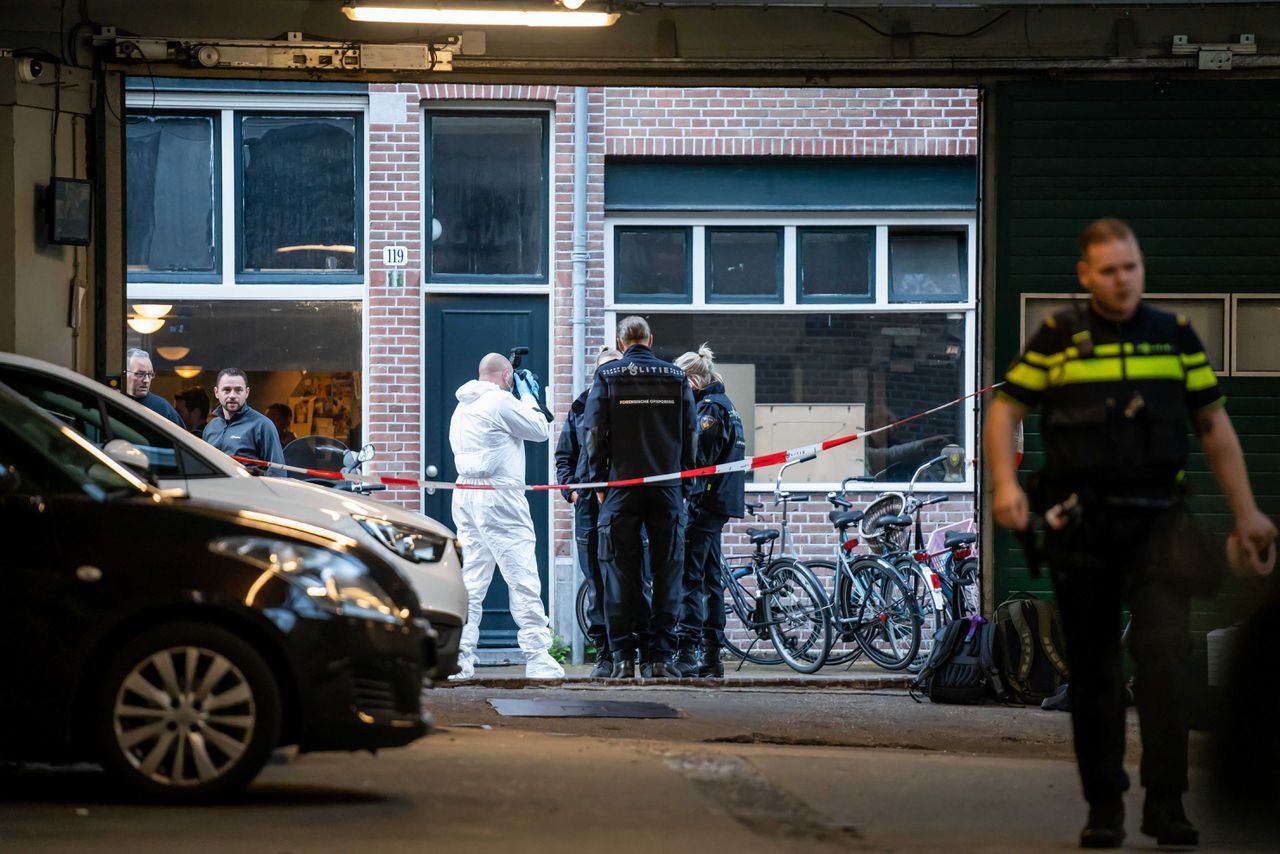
364, 83, 979, 596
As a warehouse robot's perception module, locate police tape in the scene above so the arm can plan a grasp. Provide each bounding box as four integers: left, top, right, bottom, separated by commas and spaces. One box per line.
232, 381, 1004, 492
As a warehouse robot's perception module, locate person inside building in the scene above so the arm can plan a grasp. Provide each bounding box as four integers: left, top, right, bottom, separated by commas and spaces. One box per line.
122, 348, 184, 428
449, 352, 564, 681
265, 402, 299, 448
984, 218, 1277, 850
173, 386, 211, 437
203, 367, 286, 477
583, 315, 697, 679
556, 346, 623, 678
670, 344, 746, 679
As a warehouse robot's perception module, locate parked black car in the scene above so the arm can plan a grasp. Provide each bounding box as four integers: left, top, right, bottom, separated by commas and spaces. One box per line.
0, 382, 432, 802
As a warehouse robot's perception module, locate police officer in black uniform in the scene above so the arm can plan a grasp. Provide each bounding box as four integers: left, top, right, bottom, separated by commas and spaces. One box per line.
669, 344, 746, 678
555, 347, 623, 678
583, 316, 697, 679
986, 219, 1277, 850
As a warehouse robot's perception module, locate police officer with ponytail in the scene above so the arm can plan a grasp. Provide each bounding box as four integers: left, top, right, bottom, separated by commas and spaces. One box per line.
670, 344, 746, 678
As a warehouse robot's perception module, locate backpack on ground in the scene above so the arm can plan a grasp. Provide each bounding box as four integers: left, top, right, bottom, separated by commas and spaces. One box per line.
992, 597, 1070, 705
909, 616, 1004, 704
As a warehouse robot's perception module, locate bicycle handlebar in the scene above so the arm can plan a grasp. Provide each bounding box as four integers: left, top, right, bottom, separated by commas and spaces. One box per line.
826, 491, 852, 509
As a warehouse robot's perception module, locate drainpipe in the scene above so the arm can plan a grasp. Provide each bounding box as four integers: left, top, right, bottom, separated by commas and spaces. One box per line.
569, 86, 589, 666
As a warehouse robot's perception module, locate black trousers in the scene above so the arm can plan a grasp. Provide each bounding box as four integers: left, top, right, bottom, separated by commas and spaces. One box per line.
598, 485, 684, 659
573, 495, 609, 654
678, 507, 729, 645
1044, 509, 1192, 806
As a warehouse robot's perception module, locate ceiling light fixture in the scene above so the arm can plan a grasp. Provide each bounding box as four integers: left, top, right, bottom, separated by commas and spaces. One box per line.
131, 303, 172, 319
342, 3, 619, 27
156, 346, 190, 361
127, 316, 166, 335
174, 366, 203, 379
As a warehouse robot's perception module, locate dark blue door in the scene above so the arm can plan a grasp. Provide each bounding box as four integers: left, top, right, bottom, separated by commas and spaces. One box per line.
424, 295, 550, 648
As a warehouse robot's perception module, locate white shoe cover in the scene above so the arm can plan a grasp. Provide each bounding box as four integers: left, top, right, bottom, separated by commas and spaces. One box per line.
524, 651, 565, 679
448, 656, 475, 681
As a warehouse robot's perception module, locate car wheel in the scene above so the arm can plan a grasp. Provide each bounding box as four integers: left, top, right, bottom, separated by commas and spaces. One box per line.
94, 621, 282, 803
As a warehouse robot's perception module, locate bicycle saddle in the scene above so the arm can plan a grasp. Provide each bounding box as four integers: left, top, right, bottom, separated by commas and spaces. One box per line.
745, 527, 780, 545
828, 509, 865, 529
944, 531, 977, 548
872, 514, 912, 529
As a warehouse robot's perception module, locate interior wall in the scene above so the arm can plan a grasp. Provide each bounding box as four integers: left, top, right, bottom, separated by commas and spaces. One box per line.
0, 59, 95, 370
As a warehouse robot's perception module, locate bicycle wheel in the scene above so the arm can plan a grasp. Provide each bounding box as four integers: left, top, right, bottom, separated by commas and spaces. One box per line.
806, 560, 863, 667
575, 579, 590, 642
897, 556, 947, 674
840, 559, 921, 671
763, 559, 832, 674
720, 561, 786, 666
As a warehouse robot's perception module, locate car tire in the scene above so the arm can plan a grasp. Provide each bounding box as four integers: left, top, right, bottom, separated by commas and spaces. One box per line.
93, 621, 282, 803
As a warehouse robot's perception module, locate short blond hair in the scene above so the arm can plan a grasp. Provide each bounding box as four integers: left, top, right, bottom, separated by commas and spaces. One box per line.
1078, 218, 1139, 260
596, 346, 622, 367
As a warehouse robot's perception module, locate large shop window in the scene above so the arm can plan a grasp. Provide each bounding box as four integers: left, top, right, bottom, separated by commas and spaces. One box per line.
126, 114, 219, 280
426, 112, 549, 283
645, 313, 967, 485
125, 108, 363, 285
124, 301, 364, 446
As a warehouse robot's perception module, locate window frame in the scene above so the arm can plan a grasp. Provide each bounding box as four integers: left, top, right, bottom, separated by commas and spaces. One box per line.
604, 212, 978, 493
125, 109, 223, 284
613, 225, 694, 303
233, 110, 364, 284
887, 226, 970, 304
704, 226, 785, 304
796, 225, 876, 305
422, 108, 552, 287
1231, 294, 1280, 377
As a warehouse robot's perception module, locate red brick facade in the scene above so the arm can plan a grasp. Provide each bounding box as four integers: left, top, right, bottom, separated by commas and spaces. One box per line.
365, 85, 979, 614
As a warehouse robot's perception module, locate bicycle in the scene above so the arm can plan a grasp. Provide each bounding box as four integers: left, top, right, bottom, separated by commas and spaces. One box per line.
715, 455, 833, 674
805, 475, 923, 671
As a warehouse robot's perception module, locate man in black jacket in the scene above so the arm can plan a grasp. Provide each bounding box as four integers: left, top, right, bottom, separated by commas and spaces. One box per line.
555, 347, 622, 677
583, 316, 697, 678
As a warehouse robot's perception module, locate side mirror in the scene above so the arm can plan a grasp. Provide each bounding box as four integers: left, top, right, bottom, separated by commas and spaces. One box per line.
358, 443, 376, 463
103, 438, 157, 485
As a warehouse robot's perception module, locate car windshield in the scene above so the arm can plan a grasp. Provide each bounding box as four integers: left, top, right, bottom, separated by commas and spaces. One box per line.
0, 384, 148, 499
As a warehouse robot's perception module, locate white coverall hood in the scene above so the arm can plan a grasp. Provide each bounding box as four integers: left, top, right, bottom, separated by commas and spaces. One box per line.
448, 378, 563, 680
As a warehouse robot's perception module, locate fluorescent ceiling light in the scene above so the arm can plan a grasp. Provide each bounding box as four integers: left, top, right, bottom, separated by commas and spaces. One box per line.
342, 3, 619, 27
131, 303, 172, 319
127, 316, 166, 335
156, 346, 190, 361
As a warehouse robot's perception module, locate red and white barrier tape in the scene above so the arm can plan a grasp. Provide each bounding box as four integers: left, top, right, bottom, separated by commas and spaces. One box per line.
233, 382, 1003, 492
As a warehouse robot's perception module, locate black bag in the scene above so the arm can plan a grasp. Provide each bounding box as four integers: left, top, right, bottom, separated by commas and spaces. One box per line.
993, 597, 1070, 705
910, 616, 1004, 704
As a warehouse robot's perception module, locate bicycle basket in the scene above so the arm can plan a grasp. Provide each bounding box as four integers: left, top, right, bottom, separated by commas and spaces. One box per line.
859, 492, 909, 552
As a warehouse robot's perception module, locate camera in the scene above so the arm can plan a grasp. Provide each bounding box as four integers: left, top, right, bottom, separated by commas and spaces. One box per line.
17, 58, 46, 83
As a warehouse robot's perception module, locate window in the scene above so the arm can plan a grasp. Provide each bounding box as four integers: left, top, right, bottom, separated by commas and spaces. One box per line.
1234, 297, 1280, 374
124, 300, 364, 445
706, 228, 782, 302
0, 371, 107, 447
614, 227, 690, 301
126, 114, 219, 279
890, 231, 967, 303
125, 106, 363, 285
239, 115, 359, 276
798, 228, 873, 302
646, 312, 967, 485
608, 216, 975, 486
426, 112, 548, 283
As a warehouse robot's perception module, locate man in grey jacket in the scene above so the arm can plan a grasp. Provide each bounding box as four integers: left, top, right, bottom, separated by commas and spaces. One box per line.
203, 367, 285, 476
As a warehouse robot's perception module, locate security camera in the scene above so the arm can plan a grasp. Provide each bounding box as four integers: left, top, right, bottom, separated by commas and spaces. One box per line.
17, 57, 46, 83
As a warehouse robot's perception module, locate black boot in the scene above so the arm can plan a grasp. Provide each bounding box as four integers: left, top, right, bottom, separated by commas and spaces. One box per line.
1141, 792, 1198, 847
640, 659, 668, 679
699, 642, 724, 678
668, 643, 700, 678
590, 648, 613, 678
1080, 800, 1125, 849
610, 653, 635, 680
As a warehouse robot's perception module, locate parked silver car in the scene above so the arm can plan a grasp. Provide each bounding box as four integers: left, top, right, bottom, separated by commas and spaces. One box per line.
0, 353, 465, 679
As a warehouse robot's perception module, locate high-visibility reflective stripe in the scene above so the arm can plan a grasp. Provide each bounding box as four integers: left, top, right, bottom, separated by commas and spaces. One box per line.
1049, 354, 1184, 386
1180, 351, 1208, 368
1007, 362, 1048, 390
1186, 365, 1218, 391
1023, 350, 1052, 367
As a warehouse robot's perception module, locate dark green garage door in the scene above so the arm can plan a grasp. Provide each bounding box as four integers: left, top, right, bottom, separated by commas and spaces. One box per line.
992, 80, 1280, 671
